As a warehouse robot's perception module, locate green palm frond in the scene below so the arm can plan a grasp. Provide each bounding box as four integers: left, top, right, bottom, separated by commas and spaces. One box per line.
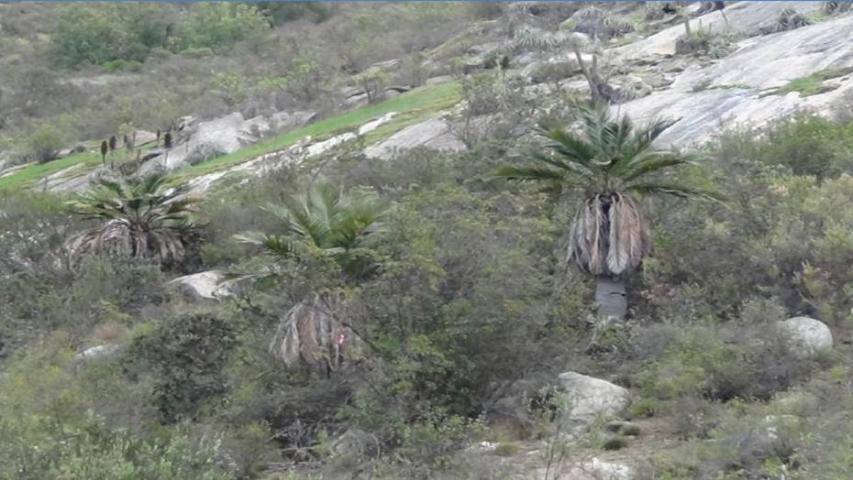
494, 165, 569, 182
243, 181, 388, 275
65, 173, 198, 268
619, 155, 692, 183
626, 182, 727, 202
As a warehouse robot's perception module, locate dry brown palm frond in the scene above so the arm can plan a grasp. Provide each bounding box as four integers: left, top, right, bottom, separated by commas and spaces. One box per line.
606, 193, 651, 275
568, 193, 651, 277
65, 220, 188, 268
568, 194, 608, 275
270, 294, 352, 373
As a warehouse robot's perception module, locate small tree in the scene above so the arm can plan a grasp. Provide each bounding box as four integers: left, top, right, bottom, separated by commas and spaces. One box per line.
514, 24, 619, 104
65, 173, 199, 269
238, 181, 387, 374
496, 104, 722, 322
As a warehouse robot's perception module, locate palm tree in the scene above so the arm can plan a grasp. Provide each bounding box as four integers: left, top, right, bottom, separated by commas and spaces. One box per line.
238, 181, 387, 373
496, 104, 721, 321
65, 173, 198, 269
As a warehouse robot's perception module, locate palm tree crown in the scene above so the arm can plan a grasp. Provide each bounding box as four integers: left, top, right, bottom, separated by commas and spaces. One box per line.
497, 104, 719, 277
238, 181, 388, 373
239, 181, 388, 278
65, 173, 198, 268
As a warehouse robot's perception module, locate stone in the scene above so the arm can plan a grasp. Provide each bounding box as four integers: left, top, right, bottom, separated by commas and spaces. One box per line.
425, 75, 454, 86
618, 13, 853, 148
556, 372, 631, 434
535, 457, 635, 480
364, 118, 466, 160
613, 2, 823, 58
75, 344, 120, 360
168, 270, 234, 301
330, 429, 380, 461
131, 130, 158, 146
614, 75, 653, 101
776, 316, 833, 358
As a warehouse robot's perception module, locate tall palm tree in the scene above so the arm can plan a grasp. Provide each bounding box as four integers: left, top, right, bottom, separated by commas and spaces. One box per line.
65, 173, 198, 269
238, 181, 387, 373
496, 105, 721, 321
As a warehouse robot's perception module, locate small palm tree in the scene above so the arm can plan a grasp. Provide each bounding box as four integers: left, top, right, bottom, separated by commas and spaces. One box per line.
65, 173, 198, 269
496, 104, 720, 321
239, 181, 387, 373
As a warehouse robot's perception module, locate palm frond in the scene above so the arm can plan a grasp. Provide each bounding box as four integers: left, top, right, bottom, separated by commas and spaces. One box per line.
626, 182, 727, 203
64, 173, 196, 268
245, 181, 388, 275
494, 165, 568, 182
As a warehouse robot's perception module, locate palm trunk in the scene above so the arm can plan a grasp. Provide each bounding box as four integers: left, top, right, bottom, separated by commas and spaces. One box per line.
595, 275, 627, 322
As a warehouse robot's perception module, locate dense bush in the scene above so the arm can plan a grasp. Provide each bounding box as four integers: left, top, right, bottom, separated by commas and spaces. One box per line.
0, 335, 230, 479
50, 3, 269, 68
125, 312, 238, 423
256, 2, 334, 26
24, 122, 66, 163
169, 4, 269, 53
50, 4, 174, 68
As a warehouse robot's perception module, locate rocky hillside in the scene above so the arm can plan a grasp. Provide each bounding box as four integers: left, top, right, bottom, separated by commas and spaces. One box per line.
3, 2, 852, 197
1, 3, 853, 479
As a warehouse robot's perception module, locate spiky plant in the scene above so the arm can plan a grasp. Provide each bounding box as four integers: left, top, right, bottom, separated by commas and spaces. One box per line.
65, 173, 198, 269
496, 104, 721, 321
238, 181, 387, 372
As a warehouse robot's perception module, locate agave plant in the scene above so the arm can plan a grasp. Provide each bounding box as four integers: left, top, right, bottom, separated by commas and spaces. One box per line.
239, 181, 387, 372
496, 104, 721, 321
65, 173, 198, 269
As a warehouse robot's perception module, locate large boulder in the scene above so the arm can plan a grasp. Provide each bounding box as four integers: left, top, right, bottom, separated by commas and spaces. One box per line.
75, 344, 120, 361
556, 372, 631, 434
776, 316, 832, 358
534, 457, 636, 480
138, 110, 316, 174
364, 118, 465, 160
167, 270, 234, 302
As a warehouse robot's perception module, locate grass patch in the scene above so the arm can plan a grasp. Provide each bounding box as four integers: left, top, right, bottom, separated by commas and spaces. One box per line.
0, 150, 100, 191
174, 81, 462, 182
769, 67, 853, 97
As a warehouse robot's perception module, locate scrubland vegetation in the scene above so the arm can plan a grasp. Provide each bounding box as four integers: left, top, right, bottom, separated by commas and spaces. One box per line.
1, 2, 853, 479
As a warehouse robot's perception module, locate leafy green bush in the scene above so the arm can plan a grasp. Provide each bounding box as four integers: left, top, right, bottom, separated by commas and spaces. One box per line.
0, 334, 231, 479
170, 4, 269, 53
25, 122, 66, 163
256, 2, 333, 25
50, 4, 173, 68
125, 312, 237, 423
50, 3, 269, 68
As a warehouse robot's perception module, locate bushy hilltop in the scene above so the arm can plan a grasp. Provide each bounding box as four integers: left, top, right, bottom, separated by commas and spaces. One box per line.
1, 2, 853, 479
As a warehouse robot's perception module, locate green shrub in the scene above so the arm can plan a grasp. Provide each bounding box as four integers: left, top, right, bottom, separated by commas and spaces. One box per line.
25, 122, 66, 163
50, 5, 174, 68
125, 313, 237, 423
257, 2, 333, 25
170, 4, 269, 53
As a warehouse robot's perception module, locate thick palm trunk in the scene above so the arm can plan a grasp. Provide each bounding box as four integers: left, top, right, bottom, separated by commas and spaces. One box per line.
595, 275, 627, 322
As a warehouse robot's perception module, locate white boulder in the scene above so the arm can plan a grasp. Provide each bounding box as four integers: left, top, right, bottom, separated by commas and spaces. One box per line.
168, 270, 234, 301
556, 372, 631, 434
776, 316, 833, 358
364, 118, 465, 160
